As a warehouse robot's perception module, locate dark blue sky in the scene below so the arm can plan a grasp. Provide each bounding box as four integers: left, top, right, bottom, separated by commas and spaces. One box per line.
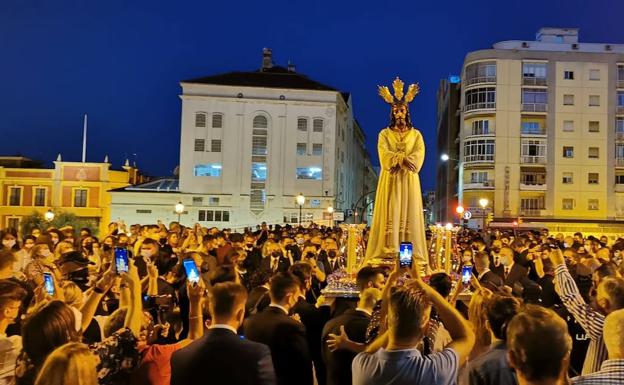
0, 0, 618, 190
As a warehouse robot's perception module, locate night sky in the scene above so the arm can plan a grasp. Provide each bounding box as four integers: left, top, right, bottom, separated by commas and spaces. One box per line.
0, 0, 619, 191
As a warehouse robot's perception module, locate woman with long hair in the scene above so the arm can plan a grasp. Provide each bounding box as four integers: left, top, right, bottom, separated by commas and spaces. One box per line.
34, 342, 98, 385
24, 244, 61, 286
467, 286, 494, 360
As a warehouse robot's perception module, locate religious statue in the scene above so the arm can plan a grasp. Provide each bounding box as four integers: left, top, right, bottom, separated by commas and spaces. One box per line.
364, 77, 428, 269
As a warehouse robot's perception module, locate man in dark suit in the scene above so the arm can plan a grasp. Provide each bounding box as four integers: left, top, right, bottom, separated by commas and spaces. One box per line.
244, 272, 313, 385
474, 251, 504, 292
319, 248, 344, 276
171, 282, 276, 385
259, 242, 291, 274
496, 246, 529, 292
322, 287, 381, 385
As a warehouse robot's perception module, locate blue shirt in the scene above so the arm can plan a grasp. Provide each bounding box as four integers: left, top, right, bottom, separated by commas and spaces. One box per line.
352, 347, 459, 385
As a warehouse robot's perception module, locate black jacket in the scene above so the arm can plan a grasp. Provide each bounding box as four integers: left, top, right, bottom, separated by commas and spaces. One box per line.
478, 270, 504, 292
243, 306, 313, 385
171, 328, 276, 385
292, 298, 331, 385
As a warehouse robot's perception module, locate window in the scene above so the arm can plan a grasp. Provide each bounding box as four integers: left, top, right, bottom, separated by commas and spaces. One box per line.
617, 118, 624, 133
471, 120, 490, 135
564, 71, 574, 80
195, 113, 206, 127
588, 121, 599, 133
136, 209, 152, 214
464, 87, 496, 110
312, 143, 323, 156
34, 188, 46, 206
521, 121, 543, 135
521, 139, 547, 163
463, 139, 495, 162
588, 173, 599, 184
206, 210, 213, 221
618, 92, 624, 107
618, 144, 624, 159
563, 146, 574, 158
562, 199, 574, 210
520, 169, 546, 185
74, 189, 88, 207
211, 139, 222, 152
8, 187, 20, 206
198, 210, 230, 222
619, 65, 624, 82
198, 210, 205, 221
297, 143, 307, 155
251, 162, 267, 182
465, 61, 496, 84
194, 163, 222, 177
522, 88, 547, 111
563, 94, 574, 105
589, 95, 600, 107
562, 172, 573, 184
296, 167, 322, 180
214, 211, 222, 221
563, 120, 574, 132
251, 115, 269, 214
253, 115, 268, 129
297, 118, 308, 132
521, 197, 545, 211
588, 147, 599, 159
208, 197, 219, 206
588, 199, 599, 210
313, 119, 323, 132
192, 197, 203, 206
470, 171, 488, 183
589, 69, 600, 81
616, 175, 624, 184
522, 62, 547, 82
212, 114, 223, 128
194, 139, 205, 152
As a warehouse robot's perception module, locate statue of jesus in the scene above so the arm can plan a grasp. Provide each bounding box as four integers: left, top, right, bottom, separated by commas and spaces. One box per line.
364, 78, 428, 268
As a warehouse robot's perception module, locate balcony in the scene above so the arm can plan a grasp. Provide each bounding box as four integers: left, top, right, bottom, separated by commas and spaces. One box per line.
618, 79, 624, 89
521, 127, 547, 136
616, 132, 624, 141
522, 103, 548, 112
522, 77, 547, 86
521, 155, 547, 164
464, 154, 495, 163
616, 184, 624, 193
463, 180, 495, 190
617, 106, 624, 115
520, 183, 547, 191
617, 158, 624, 167
519, 209, 545, 217
465, 76, 496, 87
465, 102, 496, 112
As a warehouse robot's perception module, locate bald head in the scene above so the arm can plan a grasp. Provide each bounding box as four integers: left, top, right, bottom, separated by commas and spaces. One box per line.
604, 309, 624, 359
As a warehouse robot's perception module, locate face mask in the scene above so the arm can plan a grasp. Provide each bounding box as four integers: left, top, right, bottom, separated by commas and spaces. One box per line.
141, 250, 153, 259
2, 240, 16, 248
296, 238, 305, 245
328, 250, 337, 258
103, 244, 112, 252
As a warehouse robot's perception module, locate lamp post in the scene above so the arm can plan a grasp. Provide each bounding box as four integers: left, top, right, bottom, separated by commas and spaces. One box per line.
296, 193, 305, 225
175, 201, 185, 223
479, 198, 489, 230
44, 209, 55, 222
327, 206, 334, 228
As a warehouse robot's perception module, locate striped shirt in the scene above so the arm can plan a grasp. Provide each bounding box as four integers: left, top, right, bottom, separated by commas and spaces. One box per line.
554, 264, 606, 374
571, 359, 624, 384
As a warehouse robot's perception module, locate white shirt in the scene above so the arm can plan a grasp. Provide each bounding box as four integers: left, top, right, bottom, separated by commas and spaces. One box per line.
209, 324, 237, 334
269, 304, 289, 315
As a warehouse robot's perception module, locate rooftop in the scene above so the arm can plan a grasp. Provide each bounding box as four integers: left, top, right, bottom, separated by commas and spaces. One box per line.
492, 27, 624, 54
110, 177, 179, 193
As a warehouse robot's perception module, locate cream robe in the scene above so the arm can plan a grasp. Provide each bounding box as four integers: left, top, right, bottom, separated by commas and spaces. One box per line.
364, 127, 427, 265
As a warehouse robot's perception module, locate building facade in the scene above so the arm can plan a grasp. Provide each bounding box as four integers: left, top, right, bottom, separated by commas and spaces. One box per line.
435, 78, 461, 224
111, 49, 377, 229
0, 156, 142, 235
458, 28, 624, 235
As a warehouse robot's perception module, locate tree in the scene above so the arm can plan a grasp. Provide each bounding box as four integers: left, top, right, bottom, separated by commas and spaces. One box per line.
20, 211, 99, 237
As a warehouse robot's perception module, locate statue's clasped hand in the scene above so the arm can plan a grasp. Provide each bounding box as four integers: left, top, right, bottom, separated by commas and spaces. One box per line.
403, 159, 417, 173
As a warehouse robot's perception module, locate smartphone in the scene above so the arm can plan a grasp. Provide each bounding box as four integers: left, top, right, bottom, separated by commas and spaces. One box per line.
399, 242, 413, 269
114, 247, 129, 274
183, 259, 200, 284
43, 273, 55, 296
461, 265, 472, 284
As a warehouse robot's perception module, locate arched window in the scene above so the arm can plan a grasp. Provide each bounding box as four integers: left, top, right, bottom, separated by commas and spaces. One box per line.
251, 115, 269, 214
195, 113, 207, 127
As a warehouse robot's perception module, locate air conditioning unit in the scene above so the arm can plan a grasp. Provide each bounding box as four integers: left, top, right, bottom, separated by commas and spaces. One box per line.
605, 44, 612, 51
571, 43, 579, 50
521, 42, 529, 48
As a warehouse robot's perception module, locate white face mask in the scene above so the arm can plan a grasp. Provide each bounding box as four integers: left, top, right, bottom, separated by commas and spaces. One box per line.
2, 240, 16, 248
141, 250, 153, 259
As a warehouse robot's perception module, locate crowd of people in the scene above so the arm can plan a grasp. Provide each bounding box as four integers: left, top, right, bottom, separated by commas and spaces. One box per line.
0, 220, 623, 385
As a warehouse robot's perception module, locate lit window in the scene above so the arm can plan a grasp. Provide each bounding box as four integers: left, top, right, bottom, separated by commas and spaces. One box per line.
589, 95, 600, 107
563, 94, 574, 105
313, 119, 323, 132
195, 113, 206, 127
252, 163, 267, 182
589, 69, 600, 81
313, 144, 323, 156
563, 120, 574, 132
296, 167, 322, 180
563, 146, 574, 158
297, 118, 308, 132
588, 147, 599, 159
297, 143, 306, 156
562, 198, 574, 210
588, 199, 599, 210
564, 71, 574, 80
194, 164, 222, 177
588, 121, 599, 133
194, 139, 205, 152
588, 173, 599, 184
74, 189, 88, 207
211, 139, 222, 152
212, 114, 223, 128
562, 173, 573, 184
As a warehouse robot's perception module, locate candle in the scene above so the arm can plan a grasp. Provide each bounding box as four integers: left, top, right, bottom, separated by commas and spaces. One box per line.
435, 227, 443, 270
444, 229, 452, 274
347, 226, 356, 276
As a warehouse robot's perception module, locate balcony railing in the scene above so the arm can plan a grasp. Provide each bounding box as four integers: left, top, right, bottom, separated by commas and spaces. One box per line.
519, 208, 545, 217
617, 79, 624, 89
521, 155, 547, 164
521, 127, 547, 135
464, 154, 495, 163
465, 76, 496, 86
522, 77, 547, 86
520, 183, 547, 191
617, 158, 624, 167
616, 184, 624, 193
617, 106, 624, 115
465, 102, 496, 112
522, 103, 548, 112
463, 180, 495, 190
616, 131, 624, 141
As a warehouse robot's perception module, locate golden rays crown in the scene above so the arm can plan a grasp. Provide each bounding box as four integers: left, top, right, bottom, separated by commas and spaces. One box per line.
378, 77, 420, 105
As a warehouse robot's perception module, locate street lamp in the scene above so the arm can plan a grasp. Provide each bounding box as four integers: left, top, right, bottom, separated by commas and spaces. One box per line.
440, 153, 450, 162
175, 201, 185, 223
296, 193, 305, 225
44, 209, 55, 222
327, 206, 334, 228
479, 198, 489, 230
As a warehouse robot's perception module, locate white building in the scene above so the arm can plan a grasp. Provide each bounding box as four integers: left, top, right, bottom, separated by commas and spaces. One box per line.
110, 49, 377, 229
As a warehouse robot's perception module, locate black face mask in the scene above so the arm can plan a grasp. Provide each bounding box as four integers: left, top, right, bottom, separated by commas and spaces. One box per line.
103, 244, 112, 252
328, 250, 337, 258
272, 251, 283, 259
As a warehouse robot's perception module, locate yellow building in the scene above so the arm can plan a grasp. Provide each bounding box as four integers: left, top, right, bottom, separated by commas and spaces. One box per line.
458, 28, 624, 236
0, 156, 143, 236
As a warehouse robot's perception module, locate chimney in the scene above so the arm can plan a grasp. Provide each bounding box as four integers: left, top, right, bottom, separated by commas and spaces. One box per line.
287, 60, 296, 73
261, 48, 273, 71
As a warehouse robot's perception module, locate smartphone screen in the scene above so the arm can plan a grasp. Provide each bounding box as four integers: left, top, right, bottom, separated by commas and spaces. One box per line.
43, 273, 55, 296
183, 259, 200, 284
114, 247, 129, 274
399, 242, 413, 269
461, 265, 472, 284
